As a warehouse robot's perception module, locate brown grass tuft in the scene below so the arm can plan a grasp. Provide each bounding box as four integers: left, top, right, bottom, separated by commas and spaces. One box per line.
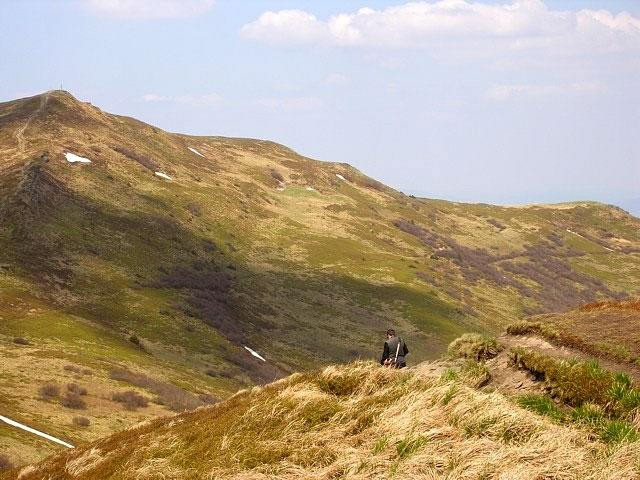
448, 333, 502, 361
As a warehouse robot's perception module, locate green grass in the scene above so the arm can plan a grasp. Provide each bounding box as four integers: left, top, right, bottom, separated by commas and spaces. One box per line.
513, 349, 640, 444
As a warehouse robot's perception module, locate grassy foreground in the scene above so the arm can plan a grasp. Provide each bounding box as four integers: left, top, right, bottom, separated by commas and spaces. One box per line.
5, 362, 640, 479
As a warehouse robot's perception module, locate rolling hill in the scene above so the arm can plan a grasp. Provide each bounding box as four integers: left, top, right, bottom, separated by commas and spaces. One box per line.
1, 90, 639, 467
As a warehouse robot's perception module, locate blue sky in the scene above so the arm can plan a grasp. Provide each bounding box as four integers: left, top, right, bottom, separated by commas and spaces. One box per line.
1, 1, 638, 212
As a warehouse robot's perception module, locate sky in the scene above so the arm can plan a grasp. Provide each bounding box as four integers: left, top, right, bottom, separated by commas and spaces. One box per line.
1, 0, 639, 213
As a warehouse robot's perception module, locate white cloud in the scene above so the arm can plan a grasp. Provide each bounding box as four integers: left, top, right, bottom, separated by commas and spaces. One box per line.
240, 1, 640, 55
257, 96, 322, 111
240, 9, 329, 45
325, 73, 349, 85
142, 93, 221, 105
83, 0, 215, 19
486, 82, 607, 100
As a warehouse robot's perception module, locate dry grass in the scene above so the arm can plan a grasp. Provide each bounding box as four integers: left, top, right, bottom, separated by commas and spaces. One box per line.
507, 300, 640, 365
11, 362, 640, 479
447, 333, 502, 361
579, 299, 640, 312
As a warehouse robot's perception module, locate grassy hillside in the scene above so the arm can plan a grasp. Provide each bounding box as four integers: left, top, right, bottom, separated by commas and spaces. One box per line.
508, 299, 640, 367
1, 90, 640, 466
6, 359, 640, 479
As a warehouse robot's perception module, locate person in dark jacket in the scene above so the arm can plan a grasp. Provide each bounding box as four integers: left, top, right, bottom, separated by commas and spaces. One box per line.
380, 329, 409, 368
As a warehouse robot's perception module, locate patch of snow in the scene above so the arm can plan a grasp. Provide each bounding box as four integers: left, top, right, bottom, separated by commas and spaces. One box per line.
65, 152, 91, 164
335, 174, 346, 181
154, 172, 172, 180
243, 345, 266, 362
188, 147, 205, 158
0, 415, 74, 449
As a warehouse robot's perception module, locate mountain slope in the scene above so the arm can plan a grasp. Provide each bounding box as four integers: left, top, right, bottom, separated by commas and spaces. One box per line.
5, 360, 640, 480
1, 90, 640, 466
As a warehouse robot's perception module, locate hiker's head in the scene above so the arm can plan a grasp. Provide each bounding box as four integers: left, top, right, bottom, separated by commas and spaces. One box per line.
386, 329, 396, 339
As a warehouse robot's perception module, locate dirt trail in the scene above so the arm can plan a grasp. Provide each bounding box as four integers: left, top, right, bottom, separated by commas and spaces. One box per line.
413, 335, 640, 397
15, 92, 49, 152
499, 334, 640, 383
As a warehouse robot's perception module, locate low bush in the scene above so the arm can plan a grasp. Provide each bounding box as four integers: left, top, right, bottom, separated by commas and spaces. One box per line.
61, 392, 86, 409
63, 364, 82, 374
72, 416, 91, 427
110, 368, 202, 411
112, 146, 159, 171
39, 382, 60, 398
486, 218, 506, 231
270, 169, 284, 182
112, 390, 149, 411
67, 383, 87, 395
206, 367, 235, 380
447, 334, 502, 361
0, 454, 13, 471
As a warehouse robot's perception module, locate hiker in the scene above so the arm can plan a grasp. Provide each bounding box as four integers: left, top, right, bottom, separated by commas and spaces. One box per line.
380, 329, 409, 368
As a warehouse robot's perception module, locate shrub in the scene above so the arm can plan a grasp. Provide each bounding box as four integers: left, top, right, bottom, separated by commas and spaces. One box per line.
0, 454, 13, 471
198, 393, 219, 405
110, 368, 202, 411
61, 392, 86, 409
486, 218, 506, 231
39, 382, 60, 398
67, 383, 88, 396
360, 179, 385, 191
12, 337, 30, 345
112, 390, 149, 411
185, 202, 203, 217
72, 416, 90, 427
206, 367, 235, 380
112, 146, 159, 171
63, 364, 82, 374
270, 170, 284, 182
447, 334, 502, 361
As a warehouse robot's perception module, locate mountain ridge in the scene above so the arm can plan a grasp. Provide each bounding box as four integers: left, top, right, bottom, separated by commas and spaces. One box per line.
1, 90, 639, 468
